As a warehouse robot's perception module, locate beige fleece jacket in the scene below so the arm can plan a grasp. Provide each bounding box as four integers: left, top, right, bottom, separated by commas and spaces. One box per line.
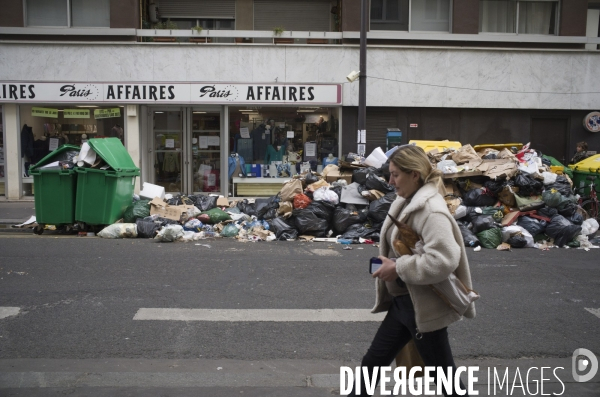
372, 182, 476, 333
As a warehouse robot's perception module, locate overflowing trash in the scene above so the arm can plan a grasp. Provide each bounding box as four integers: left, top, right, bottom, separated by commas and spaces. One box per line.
25, 138, 599, 249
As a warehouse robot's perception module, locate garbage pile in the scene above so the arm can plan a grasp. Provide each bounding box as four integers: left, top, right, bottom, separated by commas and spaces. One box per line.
96, 142, 599, 249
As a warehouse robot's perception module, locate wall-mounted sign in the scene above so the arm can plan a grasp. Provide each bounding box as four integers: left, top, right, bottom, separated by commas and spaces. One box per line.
63, 109, 90, 119
94, 108, 121, 119
0, 82, 342, 105
31, 107, 58, 118
584, 111, 600, 133
409, 124, 418, 128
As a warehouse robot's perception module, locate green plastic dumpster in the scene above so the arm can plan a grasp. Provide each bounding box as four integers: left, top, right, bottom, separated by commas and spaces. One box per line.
571, 154, 600, 196
29, 144, 81, 232
75, 138, 140, 225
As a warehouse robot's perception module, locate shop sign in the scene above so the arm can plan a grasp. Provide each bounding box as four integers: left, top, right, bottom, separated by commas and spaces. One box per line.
63, 109, 90, 119
410, 124, 418, 128
31, 107, 58, 118
0, 82, 342, 105
583, 111, 600, 133
94, 108, 121, 119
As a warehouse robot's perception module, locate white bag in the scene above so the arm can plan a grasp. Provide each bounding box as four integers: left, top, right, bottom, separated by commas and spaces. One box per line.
97, 223, 138, 239
313, 186, 340, 205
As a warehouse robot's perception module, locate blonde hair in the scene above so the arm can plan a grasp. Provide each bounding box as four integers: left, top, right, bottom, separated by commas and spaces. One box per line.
389, 145, 443, 189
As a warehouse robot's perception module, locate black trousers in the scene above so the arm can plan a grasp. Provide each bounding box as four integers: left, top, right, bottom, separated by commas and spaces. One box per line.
350, 295, 468, 397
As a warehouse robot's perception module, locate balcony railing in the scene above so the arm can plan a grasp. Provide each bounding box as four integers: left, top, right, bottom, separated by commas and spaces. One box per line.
0, 26, 599, 47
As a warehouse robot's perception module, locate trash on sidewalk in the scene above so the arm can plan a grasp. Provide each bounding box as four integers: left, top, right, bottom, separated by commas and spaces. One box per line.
11, 216, 37, 228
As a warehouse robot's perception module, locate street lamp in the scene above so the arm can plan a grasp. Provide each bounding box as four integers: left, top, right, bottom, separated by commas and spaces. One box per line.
357, 0, 368, 155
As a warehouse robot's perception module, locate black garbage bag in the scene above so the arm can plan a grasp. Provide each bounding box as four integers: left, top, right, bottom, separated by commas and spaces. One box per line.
155, 217, 180, 226
365, 173, 395, 193
482, 153, 497, 160
123, 200, 151, 223
377, 159, 391, 181
305, 172, 319, 185
257, 196, 280, 220
136, 218, 161, 238
352, 167, 377, 185
484, 180, 505, 197
507, 234, 527, 248
537, 206, 558, 218
462, 189, 497, 207
566, 212, 584, 225
237, 199, 257, 216
332, 207, 366, 234
190, 195, 218, 212
330, 185, 343, 201
457, 222, 481, 247
269, 217, 299, 240
368, 193, 396, 223
471, 215, 498, 234
166, 195, 184, 206
341, 223, 379, 240
292, 208, 330, 236
514, 174, 544, 196
557, 200, 577, 217
516, 216, 547, 236
462, 207, 481, 223
545, 215, 582, 247
306, 200, 336, 222
541, 157, 552, 167
547, 176, 573, 197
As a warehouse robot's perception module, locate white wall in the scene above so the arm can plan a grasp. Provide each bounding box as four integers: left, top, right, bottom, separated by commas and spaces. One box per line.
0, 43, 599, 110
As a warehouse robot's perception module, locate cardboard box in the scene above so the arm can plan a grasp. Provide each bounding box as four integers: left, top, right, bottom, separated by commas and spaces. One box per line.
325, 170, 353, 184
149, 198, 196, 221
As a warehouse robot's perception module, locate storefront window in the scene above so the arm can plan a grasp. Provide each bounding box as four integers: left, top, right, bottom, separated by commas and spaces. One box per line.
153, 110, 183, 193
228, 106, 339, 190
18, 104, 125, 196
192, 110, 221, 193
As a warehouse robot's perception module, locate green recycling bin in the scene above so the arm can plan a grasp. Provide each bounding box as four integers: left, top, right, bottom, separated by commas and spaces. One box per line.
29, 144, 81, 230
75, 138, 140, 225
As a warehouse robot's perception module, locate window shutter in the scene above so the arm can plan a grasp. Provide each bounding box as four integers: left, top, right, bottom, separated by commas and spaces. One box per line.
254, 0, 331, 31
366, 111, 398, 155
158, 0, 235, 19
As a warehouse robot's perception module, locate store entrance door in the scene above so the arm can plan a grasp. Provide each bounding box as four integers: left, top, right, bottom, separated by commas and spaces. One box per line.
148, 107, 223, 195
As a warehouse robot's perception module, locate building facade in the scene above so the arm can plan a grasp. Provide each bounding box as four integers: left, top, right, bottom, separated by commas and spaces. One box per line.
0, 0, 599, 200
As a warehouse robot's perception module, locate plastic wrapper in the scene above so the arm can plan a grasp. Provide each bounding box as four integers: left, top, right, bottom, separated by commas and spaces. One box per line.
462, 188, 497, 207
221, 223, 240, 237
199, 208, 231, 224
136, 218, 161, 239
457, 222, 480, 247
269, 217, 299, 240
313, 187, 339, 205
305, 172, 319, 185
367, 193, 396, 223
293, 193, 312, 209
581, 218, 599, 236
332, 207, 366, 234
98, 223, 138, 239
365, 173, 395, 193
190, 195, 218, 211
516, 216, 547, 236
476, 228, 502, 249
183, 219, 203, 232
123, 200, 151, 223
542, 172, 558, 185
471, 215, 498, 234
154, 224, 184, 242
545, 215, 582, 247
292, 208, 329, 237
453, 205, 468, 220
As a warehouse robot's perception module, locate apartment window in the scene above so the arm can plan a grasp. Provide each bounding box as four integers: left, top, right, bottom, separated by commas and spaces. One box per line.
370, 0, 450, 32
480, 0, 558, 34
26, 0, 110, 27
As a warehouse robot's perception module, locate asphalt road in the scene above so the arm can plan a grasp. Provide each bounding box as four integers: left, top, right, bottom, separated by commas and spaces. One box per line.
0, 233, 599, 396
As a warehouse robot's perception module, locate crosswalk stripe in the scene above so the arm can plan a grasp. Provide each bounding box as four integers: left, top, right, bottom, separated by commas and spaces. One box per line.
0, 307, 20, 319
133, 308, 386, 322
585, 308, 600, 319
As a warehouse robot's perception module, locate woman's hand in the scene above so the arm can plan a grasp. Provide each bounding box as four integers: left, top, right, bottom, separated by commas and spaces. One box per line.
372, 256, 399, 281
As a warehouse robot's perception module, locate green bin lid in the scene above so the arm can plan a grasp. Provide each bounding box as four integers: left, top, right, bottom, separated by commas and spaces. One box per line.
86, 137, 139, 172
29, 144, 81, 171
